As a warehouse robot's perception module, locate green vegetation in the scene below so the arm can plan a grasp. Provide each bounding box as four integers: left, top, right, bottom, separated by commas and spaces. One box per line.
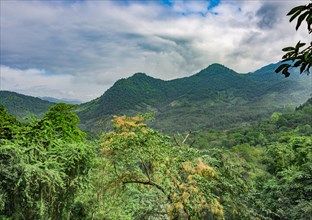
1, 10, 312, 212
1, 63, 310, 133
1, 97, 311, 219
0, 103, 96, 219
76, 63, 311, 133
1, 3, 311, 219
0, 91, 54, 120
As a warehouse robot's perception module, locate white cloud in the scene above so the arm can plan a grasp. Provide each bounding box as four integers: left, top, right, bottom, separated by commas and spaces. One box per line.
1, 0, 310, 101
0, 65, 105, 102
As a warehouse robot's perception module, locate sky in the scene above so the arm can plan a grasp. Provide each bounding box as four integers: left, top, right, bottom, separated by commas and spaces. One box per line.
0, 0, 310, 102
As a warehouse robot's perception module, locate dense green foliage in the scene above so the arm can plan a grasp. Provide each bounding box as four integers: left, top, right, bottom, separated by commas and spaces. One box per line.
0, 91, 54, 120
191, 97, 312, 219
0, 104, 96, 219
1, 96, 311, 219
76, 63, 311, 133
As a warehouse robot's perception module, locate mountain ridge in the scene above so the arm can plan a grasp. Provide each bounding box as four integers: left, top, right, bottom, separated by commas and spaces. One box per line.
76, 62, 311, 132
0, 91, 54, 119
1, 63, 310, 132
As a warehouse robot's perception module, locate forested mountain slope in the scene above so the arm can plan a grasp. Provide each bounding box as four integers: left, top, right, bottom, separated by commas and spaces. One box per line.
1, 63, 310, 132
0, 91, 54, 119
76, 63, 311, 132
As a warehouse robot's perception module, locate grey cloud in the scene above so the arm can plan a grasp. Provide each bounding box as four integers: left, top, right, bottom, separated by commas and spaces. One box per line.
1, 0, 308, 101
256, 2, 280, 29
137, 42, 164, 53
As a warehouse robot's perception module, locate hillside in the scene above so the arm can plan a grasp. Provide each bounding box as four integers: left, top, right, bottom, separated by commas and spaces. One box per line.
0, 91, 54, 119
76, 63, 311, 132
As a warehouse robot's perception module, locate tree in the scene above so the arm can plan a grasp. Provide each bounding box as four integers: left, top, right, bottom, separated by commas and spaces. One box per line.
275, 2, 312, 77
260, 135, 312, 219
0, 104, 96, 220
0, 104, 21, 140
100, 115, 224, 219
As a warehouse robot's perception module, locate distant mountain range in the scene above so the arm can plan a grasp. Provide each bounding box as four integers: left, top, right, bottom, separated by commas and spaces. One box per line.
1, 63, 311, 132
40, 96, 82, 104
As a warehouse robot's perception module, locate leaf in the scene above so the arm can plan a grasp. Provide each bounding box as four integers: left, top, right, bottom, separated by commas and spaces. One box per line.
303, 51, 310, 61
289, 10, 303, 23
300, 62, 307, 73
287, 5, 306, 16
296, 11, 309, 30
282, 47, 295, 52
295, 41, 306, 49
282, 68, 290, 77
307, 13, 312, 25
275, 64, 290, 73
282, 53, 292, 59
293, 60, 302, 67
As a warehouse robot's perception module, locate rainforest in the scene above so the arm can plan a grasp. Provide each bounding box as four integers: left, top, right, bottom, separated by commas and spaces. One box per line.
1, 0, 312, 219
1, 95, 311, 219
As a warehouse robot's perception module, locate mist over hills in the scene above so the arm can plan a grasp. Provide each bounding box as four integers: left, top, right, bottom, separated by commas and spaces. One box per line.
1, 63, 311, 132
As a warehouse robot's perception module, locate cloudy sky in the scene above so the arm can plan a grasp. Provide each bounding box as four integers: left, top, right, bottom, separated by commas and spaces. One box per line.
0, 0, 309, 102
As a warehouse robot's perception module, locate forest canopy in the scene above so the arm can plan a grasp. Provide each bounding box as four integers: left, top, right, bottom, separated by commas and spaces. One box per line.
1, 100, 311, 219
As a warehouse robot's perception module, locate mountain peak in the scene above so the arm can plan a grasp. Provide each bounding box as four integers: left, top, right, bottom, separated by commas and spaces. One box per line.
205, 63, 234, 71
125, 72, 163, 84
195, 63, 237, 77
208, 63, 226, 68
127, 72, 155, 81
132, 72, 148, 77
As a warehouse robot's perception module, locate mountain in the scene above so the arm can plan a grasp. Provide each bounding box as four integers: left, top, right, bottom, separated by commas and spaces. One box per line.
40, 96, 82, 104
76, 63, 311, 132
0, 91, 54, 119
1, 63, 310, 132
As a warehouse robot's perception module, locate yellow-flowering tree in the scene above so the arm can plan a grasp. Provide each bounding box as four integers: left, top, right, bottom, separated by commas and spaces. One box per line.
100, 115, 223, 219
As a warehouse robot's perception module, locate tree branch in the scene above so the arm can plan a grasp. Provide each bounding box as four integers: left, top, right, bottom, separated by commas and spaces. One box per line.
173, 135, 181, 147
182, 130, 191, 144
139, 157, 151, 182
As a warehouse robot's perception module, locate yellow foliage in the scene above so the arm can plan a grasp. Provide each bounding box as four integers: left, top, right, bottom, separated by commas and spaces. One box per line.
153, 173, 163, 184
167, 204, 174, 215
196, 159, 216, 177
182, 192, 190, 203
175, 202, 184, 211
120, 131, 135, 137
100, 149, 113, 156
187, 175, 193, 181
178, 183, 187, 191
172, 192, 179, 202
166, 170, 171, 176
189, 185, 198, 194
210, 198, 224, 218
182, 161, 193, 172
112, 115, 146, 132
